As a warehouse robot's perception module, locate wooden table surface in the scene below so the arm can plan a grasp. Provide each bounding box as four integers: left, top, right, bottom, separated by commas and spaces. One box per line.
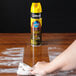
0, 33, 76, 76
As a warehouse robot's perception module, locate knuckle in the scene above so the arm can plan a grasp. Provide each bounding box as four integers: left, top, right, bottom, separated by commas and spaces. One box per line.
74, 40, 76, 43
37, 61, 40, 64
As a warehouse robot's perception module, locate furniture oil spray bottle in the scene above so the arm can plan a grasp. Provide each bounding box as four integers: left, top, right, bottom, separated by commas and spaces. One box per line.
31, 2, 42, 46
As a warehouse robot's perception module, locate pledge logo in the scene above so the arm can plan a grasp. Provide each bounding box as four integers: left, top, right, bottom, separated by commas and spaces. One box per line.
32, 14, 41, 18
33, 21, 39, 28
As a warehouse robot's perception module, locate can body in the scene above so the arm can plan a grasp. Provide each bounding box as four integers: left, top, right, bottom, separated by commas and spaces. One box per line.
31, 3, 42, 46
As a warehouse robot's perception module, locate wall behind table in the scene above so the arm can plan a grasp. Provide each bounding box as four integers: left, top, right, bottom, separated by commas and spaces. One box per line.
0, 0, 76, 33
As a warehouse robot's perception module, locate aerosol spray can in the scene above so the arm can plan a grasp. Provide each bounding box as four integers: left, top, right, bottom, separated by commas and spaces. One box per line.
31, 2, 42, 46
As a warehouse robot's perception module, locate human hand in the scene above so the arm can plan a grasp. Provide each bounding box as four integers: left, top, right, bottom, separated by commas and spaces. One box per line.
31, 40, 76, 75
31, 61, 51, 76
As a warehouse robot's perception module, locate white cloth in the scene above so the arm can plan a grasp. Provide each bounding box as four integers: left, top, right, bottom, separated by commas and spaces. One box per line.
17, 63, 32, 75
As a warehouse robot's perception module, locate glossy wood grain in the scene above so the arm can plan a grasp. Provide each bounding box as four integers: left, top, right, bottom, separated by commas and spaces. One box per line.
0, 33, 76, 76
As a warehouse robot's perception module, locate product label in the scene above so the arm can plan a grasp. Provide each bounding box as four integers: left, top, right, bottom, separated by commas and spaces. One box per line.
31, 17, 42, 46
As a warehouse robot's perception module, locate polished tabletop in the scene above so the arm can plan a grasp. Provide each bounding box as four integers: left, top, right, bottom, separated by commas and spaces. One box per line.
0, 33, 76, 76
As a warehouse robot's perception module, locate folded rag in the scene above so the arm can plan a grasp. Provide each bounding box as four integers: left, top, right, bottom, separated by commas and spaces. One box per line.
17, 63, 40, 76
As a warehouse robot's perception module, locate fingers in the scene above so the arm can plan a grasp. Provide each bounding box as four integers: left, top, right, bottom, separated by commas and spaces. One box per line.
31, 69, 45, 75
36, 61, 46, 64
31, 61, 47, 75
31, 70, 37, 75
33, 61, 46, 68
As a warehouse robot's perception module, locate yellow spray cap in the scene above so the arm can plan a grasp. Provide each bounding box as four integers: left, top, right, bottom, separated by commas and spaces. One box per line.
31, 2, 42, 13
